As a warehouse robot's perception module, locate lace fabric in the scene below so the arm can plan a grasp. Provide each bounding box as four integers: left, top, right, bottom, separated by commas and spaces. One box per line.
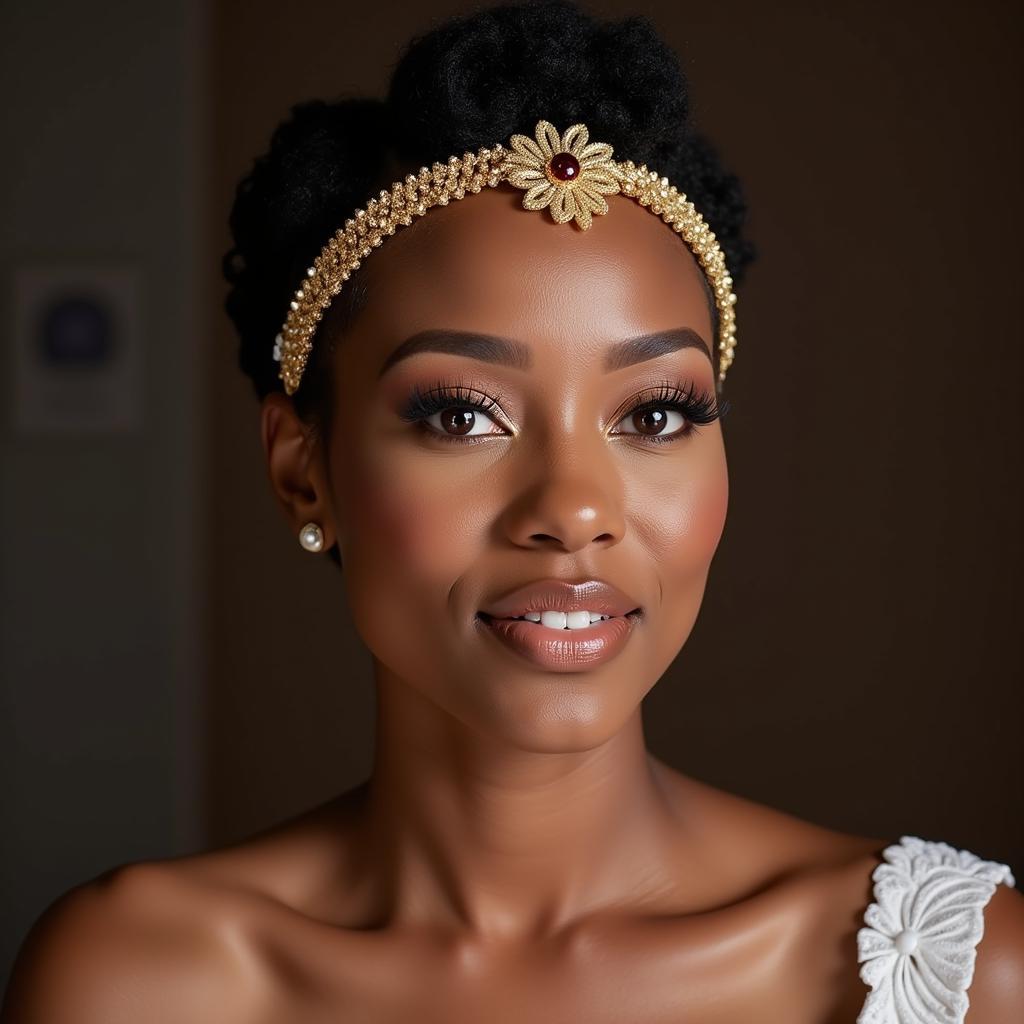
855, 835, 1016, 1023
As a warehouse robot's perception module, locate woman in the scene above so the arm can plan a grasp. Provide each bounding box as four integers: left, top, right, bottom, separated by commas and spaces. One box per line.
4, 2, 1021, 1021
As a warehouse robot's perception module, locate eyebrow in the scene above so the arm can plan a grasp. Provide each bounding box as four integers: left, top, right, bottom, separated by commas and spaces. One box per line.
377, 326, 712, 378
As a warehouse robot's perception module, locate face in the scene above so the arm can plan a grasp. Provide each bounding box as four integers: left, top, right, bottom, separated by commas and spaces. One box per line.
266, 184, 728, 752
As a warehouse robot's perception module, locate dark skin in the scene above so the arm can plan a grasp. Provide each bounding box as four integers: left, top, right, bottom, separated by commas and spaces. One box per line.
4, 184, 1023, 1023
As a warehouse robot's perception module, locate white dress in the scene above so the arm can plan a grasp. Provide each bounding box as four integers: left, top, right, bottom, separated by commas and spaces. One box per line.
855, 835, 1016, 1023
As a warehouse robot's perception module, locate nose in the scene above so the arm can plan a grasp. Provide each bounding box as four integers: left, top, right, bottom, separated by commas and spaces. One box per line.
499, 473, 626, 553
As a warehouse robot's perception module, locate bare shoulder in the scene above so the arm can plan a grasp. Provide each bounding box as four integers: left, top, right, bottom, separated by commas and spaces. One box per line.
648, 762, 890, 1020
699, 781, 1024, 1024
968, 881, 1024, 1023
1, 790, 366, 1024
1, 859, 267, 1024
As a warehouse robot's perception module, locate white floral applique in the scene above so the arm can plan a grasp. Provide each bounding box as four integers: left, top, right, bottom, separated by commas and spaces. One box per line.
856, 835, 1016, 1024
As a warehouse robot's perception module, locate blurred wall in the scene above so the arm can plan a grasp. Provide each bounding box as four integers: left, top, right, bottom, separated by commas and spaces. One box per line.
0, 0, 205, 990
209, 0, 1022, 862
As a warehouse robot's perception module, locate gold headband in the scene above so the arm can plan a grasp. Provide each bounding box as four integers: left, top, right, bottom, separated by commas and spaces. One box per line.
274, 119, 738, 396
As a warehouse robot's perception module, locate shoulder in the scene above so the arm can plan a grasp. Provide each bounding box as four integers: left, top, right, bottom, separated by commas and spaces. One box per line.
1, 859, 268, 1024
1, 791, 365, 1024
968, 881, 1024, 1023
767, 830, 1021, 1024
849, 835, 1021, 1024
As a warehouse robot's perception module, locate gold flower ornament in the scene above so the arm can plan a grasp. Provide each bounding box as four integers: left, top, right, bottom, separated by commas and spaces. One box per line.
506, 119, 622, 230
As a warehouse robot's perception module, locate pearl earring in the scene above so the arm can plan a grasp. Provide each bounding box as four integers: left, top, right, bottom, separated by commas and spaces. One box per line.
298, 522, 324, 553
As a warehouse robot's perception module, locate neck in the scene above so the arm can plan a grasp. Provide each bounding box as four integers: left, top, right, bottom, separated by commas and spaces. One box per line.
348, 663, 690, 946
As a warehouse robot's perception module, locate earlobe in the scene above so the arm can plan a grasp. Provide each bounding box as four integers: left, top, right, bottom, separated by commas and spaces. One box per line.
260, 393, 334, 550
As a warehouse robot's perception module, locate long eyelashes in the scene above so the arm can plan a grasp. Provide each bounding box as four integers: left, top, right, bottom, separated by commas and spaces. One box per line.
621, 380, 725, 444
399, 379, 506, 428
399, 377, 727, 446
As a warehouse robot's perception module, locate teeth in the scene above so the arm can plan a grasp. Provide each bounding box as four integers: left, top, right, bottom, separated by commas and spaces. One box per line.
515, 610, 612, 630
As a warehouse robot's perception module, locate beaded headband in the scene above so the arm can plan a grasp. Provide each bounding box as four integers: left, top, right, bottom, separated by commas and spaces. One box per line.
273, 118, 737, 396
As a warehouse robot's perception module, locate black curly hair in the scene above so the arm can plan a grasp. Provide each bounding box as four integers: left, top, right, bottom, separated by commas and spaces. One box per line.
223, 0, 757, 565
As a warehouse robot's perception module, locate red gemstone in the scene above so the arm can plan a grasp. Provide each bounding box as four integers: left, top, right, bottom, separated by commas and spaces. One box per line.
549, 152, 580, 181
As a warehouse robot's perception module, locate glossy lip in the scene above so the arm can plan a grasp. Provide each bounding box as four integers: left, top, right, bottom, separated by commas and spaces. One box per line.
476, 611, 639, 672
478, 578, 643, 620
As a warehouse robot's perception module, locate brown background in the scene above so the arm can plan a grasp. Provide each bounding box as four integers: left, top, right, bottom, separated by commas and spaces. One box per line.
207, 0, 1022, 860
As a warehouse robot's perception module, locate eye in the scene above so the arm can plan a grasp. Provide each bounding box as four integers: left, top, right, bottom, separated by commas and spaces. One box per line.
616, 405, 689, 441
425, 405, 505, 440
612, 380, 723, 445
398, 381, 510, 444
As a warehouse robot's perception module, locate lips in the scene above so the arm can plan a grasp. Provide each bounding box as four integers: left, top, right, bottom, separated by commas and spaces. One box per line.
478, 578, 642, 621
478, 612, 637, 670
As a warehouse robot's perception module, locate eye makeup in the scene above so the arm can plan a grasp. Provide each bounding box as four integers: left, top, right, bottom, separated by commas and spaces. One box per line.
397, 375, 725, 446
614, 379, 723, 445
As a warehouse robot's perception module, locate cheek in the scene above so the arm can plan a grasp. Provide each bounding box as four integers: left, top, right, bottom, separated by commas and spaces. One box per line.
335, 449, 485, 676
640, 441, 729, 575
636, 442, 727, 661
684, 456, 729, 560
340, 446, 484, 581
